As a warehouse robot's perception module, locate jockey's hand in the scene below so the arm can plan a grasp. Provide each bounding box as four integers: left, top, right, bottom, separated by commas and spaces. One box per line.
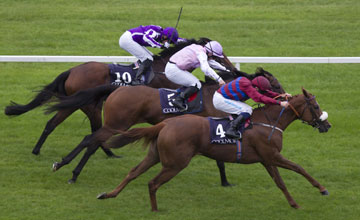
280, 101, 289, 108
283, 93, 292, 98
218, 79, 226, 86
164, 42, 170, 48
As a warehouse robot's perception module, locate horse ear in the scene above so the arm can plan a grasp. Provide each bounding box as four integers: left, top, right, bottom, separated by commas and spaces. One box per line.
255, 67, 264, 74
302, 87, 310, 98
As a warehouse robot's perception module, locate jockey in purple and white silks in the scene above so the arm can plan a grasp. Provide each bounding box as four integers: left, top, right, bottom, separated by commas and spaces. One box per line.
119, 25, 183, 85
165, 41, 227, 111
213, 76, 291, 139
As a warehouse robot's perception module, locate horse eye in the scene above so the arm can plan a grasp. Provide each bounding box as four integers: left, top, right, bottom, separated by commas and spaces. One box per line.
314, 105, 319, 109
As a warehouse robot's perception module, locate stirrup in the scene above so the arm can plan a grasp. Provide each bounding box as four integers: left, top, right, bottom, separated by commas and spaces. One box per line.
172, 100, 188, 112
131, 79, 142, 86
225, 130, 242, 139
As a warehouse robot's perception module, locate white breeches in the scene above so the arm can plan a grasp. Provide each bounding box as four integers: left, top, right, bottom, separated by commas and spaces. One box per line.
212, 92, 253, 115
119, 31, 153, 62
165, 62, 202, 89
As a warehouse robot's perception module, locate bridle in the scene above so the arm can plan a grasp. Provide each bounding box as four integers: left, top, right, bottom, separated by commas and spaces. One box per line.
256, 93, 328, 141
287, 95, 325, 129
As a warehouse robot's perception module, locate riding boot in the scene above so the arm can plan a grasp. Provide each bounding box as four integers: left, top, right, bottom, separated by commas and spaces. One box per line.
225, 114, 247, 139
172, 86, 199, 111
132, 59, 153, 85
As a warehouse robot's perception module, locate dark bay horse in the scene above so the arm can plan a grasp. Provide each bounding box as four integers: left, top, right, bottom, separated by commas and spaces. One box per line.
97, 88, 331, 211
5, 38, 237, 156
46, 69, 285, 185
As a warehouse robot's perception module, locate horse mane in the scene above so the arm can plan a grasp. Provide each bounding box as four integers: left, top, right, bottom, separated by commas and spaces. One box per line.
203, 70, 237, 85
153, 38, 212, 60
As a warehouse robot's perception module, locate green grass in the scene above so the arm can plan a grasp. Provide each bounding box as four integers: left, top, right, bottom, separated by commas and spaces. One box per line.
1, 0, 360, 219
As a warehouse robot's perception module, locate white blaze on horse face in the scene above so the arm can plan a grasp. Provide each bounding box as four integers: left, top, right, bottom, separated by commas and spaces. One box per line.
320, 111, 328, 121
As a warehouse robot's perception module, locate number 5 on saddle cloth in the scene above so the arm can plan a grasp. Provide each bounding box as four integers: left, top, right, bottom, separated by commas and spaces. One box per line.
108, 62, 154, 86
159, 87, 203, 114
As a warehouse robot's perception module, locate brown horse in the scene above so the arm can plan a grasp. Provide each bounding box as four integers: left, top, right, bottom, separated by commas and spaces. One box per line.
97, 88, 331, 211
46, 69, 285, 185
5, 38, 237, 156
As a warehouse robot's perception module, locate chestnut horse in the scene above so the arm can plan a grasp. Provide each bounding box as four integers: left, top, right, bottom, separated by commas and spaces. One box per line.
97, 88, 331, 211
46, 69, 285, 185
5, 38, 236, 156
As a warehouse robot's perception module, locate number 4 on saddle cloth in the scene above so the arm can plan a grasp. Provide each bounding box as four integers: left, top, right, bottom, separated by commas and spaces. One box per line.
159, 87, 203, 114
108, 62, 154, 86
208, 116, 252, 162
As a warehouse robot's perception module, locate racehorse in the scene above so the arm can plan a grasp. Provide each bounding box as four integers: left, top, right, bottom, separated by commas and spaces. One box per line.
46, 69, 285, 185
97, 88, 331, 211
5, 38, 237, 156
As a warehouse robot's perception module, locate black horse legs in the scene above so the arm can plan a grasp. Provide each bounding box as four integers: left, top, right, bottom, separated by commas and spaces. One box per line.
68, 144, 100, 184
52, 134, 92, 172
32, 110, 74, 155
216, 161, 232, 186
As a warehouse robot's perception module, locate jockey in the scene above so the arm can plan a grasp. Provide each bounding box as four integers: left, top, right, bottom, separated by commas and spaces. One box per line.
165, 40, 227, 111
119, 25, 182, 85
213, 76, 291, 139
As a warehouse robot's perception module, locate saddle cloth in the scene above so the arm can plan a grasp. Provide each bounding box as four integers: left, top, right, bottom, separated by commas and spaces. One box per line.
108, 63, 154, 86
159, 87, 203, 114
208, 116, 250, 144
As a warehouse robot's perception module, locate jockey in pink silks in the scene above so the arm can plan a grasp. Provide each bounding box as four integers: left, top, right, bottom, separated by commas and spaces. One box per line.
164, 41, 228, 111
119, 25, 184, 85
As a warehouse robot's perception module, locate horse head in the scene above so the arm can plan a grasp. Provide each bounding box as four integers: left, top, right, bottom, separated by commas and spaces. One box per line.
255, 67, 285, 94
289, 88, 331, 133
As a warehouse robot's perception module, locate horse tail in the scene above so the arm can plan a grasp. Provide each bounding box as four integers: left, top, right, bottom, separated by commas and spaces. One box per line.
45, 84, 118, 114
5, 70, 70, 116
105, 122, 167, 149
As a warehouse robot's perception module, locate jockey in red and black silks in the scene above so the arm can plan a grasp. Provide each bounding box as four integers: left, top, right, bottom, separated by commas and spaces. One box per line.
213, 76, 291, 139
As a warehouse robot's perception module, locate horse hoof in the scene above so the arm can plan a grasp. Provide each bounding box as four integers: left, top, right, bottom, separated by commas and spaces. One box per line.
109, 154, 123, 159
68, 179, 76, 184
97, 192, 107, 199
321, 190, 329, 196
291, 204, 300, 209
221, 182, 235, 187
32, 150, 40, 155
52, 162, 59, 172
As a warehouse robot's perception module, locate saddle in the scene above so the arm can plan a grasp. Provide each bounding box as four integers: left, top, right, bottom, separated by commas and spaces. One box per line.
159, 87, 203, 114
108, 62, 154, 86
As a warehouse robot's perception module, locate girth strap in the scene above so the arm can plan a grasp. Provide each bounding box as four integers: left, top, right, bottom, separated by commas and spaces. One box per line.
252, 122, 284, 133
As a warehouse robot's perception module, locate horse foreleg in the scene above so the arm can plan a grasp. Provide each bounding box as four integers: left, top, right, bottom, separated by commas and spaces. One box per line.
272, 154, 328, 195
216, 161, 233, 187
97, 145, 160, 199
52, 134, 92, 172
32, 109, 75, 155
262, 163, 300, 209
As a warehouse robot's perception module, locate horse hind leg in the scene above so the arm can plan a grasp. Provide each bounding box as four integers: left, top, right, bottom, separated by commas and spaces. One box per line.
147, 167, 184, 211
32, 109, 75, 155
52, 133, 93, 172
81, 105, 121, 158
68, 127, 116, 184
97, 142, 160, 199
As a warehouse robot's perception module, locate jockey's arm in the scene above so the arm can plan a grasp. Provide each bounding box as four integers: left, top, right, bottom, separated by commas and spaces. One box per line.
208, 59, 227, 71
143, 30, 163, 48
197, 52, 224, 85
